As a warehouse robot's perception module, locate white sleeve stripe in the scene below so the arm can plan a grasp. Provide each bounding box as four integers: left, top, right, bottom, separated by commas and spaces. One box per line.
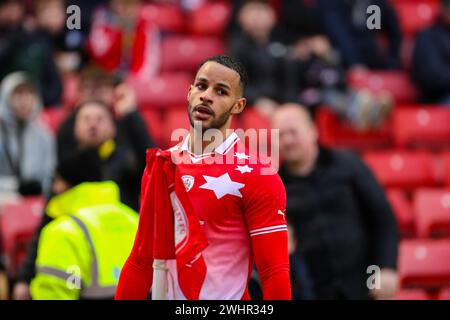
250, 224, 287, 234
250, 227, 288, 237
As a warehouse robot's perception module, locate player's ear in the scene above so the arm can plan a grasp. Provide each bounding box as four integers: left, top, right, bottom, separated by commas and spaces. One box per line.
231, 98, 246, 115
187, 84, 193, 101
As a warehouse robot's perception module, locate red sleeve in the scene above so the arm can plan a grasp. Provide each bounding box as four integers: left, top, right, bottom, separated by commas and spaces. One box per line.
252, 232, 292, 300
115, 165, 154, 300
244, 170, 291, 300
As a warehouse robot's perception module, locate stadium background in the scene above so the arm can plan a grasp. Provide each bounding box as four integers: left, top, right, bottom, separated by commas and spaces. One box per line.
0, 0, 449, 300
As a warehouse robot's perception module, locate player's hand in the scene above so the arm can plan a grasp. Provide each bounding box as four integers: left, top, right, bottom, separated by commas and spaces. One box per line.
114, 83, 137, 117
370, 268, 398, 300
12, 281, 31, 300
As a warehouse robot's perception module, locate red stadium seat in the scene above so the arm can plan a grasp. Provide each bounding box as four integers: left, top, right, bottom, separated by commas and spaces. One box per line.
62, 72, 80, 108
316, 108, 393, 150
39, 107, 70, 134
140, 109, 163, 148
139, 3, 185, 33
443, 152, 450, 187
386, 189, 415, 237
0, 197, 45, 273
347, 70, 418, 104
393, 107, 450, 149
161, 108, 190, 149
413, 188, 450, 238
394, 289, 430, 300
391, 0, 439, 37
237, 107, 273, 158
439, 287, 450, 300
189, 1, 232, 36
363, 151, 436, 189
128, 73, 192, 109
398, 239, 450, 288
160, 36, 225, 73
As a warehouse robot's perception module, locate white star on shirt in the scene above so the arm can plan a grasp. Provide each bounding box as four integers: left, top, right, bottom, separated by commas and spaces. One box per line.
200, 173, 245, 199
234, 152, 250, 160
235, 165, 253, 174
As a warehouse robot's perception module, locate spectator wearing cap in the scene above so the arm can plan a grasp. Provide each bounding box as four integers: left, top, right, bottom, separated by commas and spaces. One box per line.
412, 0, 450, 105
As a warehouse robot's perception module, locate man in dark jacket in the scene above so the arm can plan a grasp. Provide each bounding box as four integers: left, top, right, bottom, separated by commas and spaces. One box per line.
273, 103, 399, 299
412, 0, 450, 104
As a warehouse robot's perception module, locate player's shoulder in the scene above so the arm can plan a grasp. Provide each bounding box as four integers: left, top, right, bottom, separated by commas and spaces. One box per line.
234, 146, 284, 192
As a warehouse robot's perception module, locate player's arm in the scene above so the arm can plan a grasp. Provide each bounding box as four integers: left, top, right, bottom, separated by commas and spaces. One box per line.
244, 170, 291, 300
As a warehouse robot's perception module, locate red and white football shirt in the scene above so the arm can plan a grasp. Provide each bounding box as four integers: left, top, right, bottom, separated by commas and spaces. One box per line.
165, 132, 288, 300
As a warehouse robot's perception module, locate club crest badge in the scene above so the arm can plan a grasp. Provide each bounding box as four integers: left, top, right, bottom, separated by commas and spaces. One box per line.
182, 175, 195, 192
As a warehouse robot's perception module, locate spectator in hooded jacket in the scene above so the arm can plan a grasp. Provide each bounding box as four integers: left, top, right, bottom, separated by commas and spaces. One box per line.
0, 72, 56, 200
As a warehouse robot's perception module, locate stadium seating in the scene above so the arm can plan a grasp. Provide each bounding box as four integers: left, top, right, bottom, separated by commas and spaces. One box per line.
160, 35, 225, 73
363, 151, 437, 189
443, 152, 450, 187
391, 0, 439, 37
316, 108, 393, 150
413, 188, 450, 238
347, 70, 418, 104
139, 3, 185, 33
0, 197, 45, 274
439, 287, 450, 300
161, 108, 190, 148
61, 72, 80, 108
140, 108, 163, 148
236, 107, 273, 158
393, 107, 450, 149
39, 107, 70, 134
129, 72, 192, 109
386, 189, 415, 237
189, 1, 232, 36
398, 239, 450, 289
394, 288, 430, 300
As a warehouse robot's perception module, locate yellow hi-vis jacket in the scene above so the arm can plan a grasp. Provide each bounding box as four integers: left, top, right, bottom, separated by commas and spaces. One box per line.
30, 181, 138, 300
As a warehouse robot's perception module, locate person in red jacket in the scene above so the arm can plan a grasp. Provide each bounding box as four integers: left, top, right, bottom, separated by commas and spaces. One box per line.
115, 55, 291, 300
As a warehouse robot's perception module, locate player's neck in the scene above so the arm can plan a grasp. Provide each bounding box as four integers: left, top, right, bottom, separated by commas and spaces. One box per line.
189, 126, 231, 155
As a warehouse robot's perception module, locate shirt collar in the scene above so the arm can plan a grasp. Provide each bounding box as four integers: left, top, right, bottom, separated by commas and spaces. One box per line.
178, 132, 240, 155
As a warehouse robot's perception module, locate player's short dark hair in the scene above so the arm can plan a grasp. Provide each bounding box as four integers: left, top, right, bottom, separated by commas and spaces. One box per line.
198, 55, 248, 96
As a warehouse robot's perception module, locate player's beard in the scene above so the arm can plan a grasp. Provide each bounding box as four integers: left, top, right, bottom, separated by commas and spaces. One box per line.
188, 102, 234, 134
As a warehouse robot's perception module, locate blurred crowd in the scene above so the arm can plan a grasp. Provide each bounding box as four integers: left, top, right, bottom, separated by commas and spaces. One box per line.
0, 0, 449, 300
